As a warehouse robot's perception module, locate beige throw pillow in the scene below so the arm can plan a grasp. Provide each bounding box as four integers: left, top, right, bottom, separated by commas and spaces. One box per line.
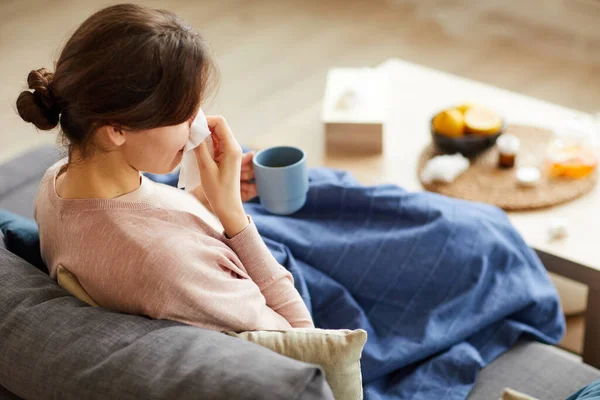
226, 328, 367, 400
501, 388, 540, 400
56, 264, 99, 307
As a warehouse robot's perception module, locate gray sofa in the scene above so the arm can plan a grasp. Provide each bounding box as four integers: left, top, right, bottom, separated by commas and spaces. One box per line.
1, 145, 599, 400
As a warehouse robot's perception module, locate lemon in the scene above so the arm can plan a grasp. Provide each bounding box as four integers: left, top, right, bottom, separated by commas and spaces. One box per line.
433, 109, 465, 137
464, 107, 502, 135
456, 103, 475, 114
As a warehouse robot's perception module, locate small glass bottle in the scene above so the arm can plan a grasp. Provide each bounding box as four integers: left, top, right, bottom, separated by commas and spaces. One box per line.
496, 134, 520, 169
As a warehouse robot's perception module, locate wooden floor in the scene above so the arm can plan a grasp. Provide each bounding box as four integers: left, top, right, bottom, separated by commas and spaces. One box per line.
1, 0, 599, 163
0, 0, 596, 354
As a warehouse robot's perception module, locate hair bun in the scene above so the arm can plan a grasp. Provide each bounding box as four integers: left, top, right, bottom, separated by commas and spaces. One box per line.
16, 68, 60, 130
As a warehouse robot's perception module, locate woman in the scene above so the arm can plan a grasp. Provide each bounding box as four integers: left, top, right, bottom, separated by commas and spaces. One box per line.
16, 3, 314, 332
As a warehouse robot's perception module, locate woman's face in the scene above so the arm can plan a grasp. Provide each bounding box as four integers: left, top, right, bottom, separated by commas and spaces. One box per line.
120, 116, 194, 174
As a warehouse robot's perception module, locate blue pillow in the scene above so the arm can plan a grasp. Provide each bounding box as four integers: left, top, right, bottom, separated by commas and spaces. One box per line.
0, 210, 47, 273
569, 379, 600, 400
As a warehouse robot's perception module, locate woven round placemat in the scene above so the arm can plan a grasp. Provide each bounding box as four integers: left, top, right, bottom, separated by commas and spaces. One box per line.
417, 124, 598, 211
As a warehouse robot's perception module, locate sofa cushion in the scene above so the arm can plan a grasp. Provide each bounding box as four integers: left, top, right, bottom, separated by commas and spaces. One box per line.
0, 247, 333, 400
468, 341, 600, 400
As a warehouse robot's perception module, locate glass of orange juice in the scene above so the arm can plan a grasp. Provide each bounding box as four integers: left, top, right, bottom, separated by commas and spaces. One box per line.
546, 117, 598, 179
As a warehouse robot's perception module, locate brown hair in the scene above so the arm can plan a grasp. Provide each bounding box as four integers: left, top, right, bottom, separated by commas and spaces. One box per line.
16, 3, 218, 158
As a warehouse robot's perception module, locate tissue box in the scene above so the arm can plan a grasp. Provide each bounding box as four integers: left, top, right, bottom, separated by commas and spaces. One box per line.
321, 68, 386, 154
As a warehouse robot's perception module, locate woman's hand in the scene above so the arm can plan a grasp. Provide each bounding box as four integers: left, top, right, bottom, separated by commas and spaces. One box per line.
191, 152, 258, 212
240, 152, 258, 202
194, 115, 249, 238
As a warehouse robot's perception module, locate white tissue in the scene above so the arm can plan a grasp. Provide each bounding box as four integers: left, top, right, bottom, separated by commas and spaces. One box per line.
421, 153, 470, 184
516, 167, 541, 187
177, 109, 213, 191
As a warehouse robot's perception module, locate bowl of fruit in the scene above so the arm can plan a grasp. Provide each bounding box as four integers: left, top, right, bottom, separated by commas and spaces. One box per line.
431, 103, 504, 157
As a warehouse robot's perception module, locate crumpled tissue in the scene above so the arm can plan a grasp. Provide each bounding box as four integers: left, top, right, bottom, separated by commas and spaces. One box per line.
421, 153, 470, 184
177, 109, 213, 191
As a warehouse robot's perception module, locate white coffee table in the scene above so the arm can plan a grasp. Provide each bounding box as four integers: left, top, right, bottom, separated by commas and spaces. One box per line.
249, 58, 600, 367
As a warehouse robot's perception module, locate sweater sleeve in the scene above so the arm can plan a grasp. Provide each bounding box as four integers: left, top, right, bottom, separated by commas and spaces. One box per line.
79, 226, 294, 333
224, 218, 314, 329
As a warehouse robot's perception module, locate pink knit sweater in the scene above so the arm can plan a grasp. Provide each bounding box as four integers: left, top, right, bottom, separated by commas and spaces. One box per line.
35, 160, 314, 332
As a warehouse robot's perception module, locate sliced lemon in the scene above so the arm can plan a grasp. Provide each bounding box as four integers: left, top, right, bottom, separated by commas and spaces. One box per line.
456, 103, 475, 114
433, 109, 465, 137
464, 107, 502, 135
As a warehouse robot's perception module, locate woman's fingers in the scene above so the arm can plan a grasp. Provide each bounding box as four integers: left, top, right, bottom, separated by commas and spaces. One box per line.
241, 171, 254, 181
210, 133, 221, 159
241, 182, 258, 202
241, 151, 254, 170
241, 152, 255, 181
194, 140, 216, 172
206, 115, 235, 147
205, 114, 224, 131
206, 115, 242, 160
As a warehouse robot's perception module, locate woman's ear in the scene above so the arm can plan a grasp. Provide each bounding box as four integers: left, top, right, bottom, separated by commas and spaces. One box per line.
100, 125, 127, 147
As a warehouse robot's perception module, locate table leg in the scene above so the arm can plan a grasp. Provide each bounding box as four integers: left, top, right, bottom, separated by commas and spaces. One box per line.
536, 249, 600, 367
584, 288, 600, 368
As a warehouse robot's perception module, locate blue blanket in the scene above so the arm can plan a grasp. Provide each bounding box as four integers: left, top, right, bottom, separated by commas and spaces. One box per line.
147, 168, 565, 399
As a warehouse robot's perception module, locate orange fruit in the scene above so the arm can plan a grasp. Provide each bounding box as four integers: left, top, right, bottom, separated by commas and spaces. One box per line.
433, 109, 465, 137
464, 107, 502, 135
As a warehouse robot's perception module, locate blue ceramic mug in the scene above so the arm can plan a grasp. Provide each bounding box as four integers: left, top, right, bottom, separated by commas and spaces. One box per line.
252, 146, 308, 215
